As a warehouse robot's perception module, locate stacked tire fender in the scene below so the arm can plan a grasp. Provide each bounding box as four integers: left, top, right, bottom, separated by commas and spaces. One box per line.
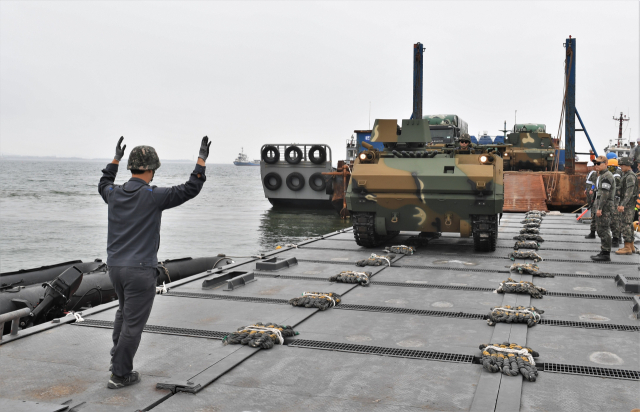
261, 145, 328, 192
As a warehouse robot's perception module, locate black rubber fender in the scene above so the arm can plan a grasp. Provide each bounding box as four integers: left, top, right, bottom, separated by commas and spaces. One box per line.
309, 172, 326, 191
308, 145, 326, 164
284, 145, 303, 165
286, 172, 305, 191
263, 172, 282, 190
262, 145, 280, 164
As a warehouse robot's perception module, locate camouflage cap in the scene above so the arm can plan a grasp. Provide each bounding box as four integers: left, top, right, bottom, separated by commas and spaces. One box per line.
460, 133, 471, 143
618, 157, 633, 166
127, 145, 161, 171
594, 155, 607, 164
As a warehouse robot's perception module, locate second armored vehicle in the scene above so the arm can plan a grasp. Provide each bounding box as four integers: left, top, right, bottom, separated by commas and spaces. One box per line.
346, 118, 504, 251
503, 123, 557, 171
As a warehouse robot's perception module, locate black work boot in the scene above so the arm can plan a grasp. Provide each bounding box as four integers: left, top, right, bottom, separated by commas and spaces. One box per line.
590, 251, 611, 262
584, 231, 596, 239
108, 371, 141, 389
611, 237, 620, 246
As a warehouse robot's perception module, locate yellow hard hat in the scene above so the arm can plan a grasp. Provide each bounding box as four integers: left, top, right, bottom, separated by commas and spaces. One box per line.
608, 158, 618, 166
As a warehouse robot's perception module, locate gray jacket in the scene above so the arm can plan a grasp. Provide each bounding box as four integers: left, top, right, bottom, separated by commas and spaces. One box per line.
98, 163, 206, 267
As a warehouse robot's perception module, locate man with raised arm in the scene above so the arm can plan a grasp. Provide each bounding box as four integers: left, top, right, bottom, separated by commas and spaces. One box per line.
98, 136, 211, 389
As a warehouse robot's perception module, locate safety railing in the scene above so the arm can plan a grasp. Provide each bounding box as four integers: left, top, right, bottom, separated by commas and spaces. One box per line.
0, 307, 31, 341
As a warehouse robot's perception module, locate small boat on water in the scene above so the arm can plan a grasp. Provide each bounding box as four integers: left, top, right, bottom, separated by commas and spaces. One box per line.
233, 148, 260, 166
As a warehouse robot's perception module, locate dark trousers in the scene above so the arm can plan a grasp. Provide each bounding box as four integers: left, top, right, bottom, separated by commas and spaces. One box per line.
108, 266, 157, 377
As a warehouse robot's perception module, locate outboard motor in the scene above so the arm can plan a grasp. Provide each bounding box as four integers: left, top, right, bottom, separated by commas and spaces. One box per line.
28, 266, 83, 325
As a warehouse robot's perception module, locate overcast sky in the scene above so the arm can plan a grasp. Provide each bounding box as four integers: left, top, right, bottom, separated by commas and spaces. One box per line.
1, 1, 638, 164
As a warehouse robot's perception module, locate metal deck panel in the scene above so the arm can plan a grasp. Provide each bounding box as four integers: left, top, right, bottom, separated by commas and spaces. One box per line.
398, 254, 533, 272
293, 309, 494, 355
344, 284, 503, 313
153, 346, 482, 412
87, 295, 312, 332
371, 266, 516, 288
275, 247, 402, 263
0, 324, 240, 411
527, 326, 640, 369
171, 275, 355, 298
530, 295, 638, 325
520, 370, 640, 412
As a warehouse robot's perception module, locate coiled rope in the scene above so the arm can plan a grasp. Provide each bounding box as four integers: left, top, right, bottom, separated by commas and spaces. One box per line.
330, 271, 371, 286
384, 245, 416, 255
509, 251, 543, 262
222, 322, 297, 349
519, 228, 541, 235
356, 253, 395, 267
523, 222, 541, 228
509, 263, 553, 277
479, 342, 539, 381
289, 292, 342, 311
514, 240, 540, 250
513, 234, 545, 242
520, 218, 542, 224
487, 305, 544, 327
496, 278, 547, 298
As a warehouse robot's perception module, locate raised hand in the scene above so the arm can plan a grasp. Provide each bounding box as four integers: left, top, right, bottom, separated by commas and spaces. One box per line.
115, 136, 126, 161
198, 136, 212, 161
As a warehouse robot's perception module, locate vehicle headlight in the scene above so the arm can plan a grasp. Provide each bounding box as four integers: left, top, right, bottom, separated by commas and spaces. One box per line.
480, 155, 489, 163
359, 153, 367, 161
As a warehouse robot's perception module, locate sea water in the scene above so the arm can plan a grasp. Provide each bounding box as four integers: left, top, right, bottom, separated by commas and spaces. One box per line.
0, 160, 350, 273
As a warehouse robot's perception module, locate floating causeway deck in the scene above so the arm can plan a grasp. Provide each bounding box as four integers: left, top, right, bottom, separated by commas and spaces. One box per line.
1, 213, 639, 411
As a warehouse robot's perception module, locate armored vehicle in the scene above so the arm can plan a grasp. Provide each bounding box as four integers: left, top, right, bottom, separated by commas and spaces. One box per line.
422, 114, 468, 145
346, 118, 504, 251
503, 123, 557, 171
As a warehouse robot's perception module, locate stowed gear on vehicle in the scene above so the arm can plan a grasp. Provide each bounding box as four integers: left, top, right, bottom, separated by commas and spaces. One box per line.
346, 118, 504, 251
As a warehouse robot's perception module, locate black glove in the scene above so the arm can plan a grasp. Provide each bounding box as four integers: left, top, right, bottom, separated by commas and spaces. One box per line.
198, 136, 211, 161
114, 136, 126, 161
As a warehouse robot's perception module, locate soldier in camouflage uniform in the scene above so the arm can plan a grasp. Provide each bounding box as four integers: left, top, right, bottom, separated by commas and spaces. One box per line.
591, 155, 616, 261
584, 169, 597, 238
615, 157, 639, 255
607, 158, 622, 246
458, 133, 475, 151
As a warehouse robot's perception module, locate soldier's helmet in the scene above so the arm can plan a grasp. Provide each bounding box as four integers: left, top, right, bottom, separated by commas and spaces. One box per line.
460, 134, 471, 143
127, 146, 161, 171
618, 157, 633, 166
607, 158, 618, 167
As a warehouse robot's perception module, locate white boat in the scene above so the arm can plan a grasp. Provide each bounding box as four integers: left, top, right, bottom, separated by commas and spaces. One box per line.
233, 148, 260, 166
